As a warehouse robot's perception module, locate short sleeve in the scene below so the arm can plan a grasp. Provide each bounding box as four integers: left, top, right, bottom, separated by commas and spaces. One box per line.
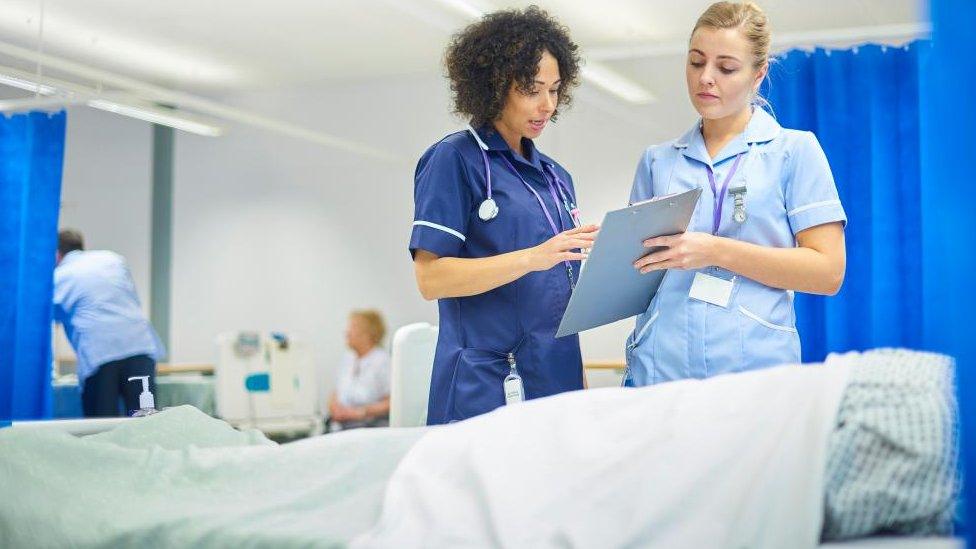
629, 148, 654, 205
409, 142, 472, 258
785, 132, 847, 235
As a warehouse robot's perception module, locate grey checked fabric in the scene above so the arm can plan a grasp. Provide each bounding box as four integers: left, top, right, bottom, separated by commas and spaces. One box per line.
820, 348, 959, 541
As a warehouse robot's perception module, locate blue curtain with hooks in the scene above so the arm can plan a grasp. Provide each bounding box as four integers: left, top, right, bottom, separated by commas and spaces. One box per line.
766, 17, 976, 534
922, 0, 976, 537
0, 110, 66, 422
763, 41, 928, 363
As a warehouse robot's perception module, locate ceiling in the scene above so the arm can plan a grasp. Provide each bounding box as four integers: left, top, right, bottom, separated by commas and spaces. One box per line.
0, 0, 928, 155
0, 0, 926, 93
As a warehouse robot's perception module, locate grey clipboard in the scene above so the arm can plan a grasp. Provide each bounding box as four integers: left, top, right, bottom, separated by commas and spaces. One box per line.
556, 187, 702, 338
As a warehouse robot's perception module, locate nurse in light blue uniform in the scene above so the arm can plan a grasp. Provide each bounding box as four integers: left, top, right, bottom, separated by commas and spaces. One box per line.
410, 8, 598, 424
626, 2, 848, 386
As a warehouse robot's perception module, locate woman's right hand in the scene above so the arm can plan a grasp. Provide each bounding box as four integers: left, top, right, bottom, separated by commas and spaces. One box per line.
525, 224, 599, 272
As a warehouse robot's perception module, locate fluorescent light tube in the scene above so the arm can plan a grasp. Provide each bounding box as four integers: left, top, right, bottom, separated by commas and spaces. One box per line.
87, 99, 223, 137
428, 1, 656, 104
432, 0, 488, 19
581, 63, 656, 104
0, 73, 56, 95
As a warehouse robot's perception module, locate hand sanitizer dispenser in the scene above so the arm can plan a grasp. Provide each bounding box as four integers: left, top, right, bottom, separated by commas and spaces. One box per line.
128, 376, 158, 417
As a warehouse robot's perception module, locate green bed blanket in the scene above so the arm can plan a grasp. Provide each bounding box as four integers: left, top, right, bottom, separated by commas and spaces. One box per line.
0, 406, 424, 548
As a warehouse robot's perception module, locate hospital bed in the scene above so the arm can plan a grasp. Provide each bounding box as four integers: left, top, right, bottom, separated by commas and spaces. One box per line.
0, 349, 960, 548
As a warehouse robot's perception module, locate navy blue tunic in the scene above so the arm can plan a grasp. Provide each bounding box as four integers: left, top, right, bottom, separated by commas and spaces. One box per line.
409, 125, 584, 424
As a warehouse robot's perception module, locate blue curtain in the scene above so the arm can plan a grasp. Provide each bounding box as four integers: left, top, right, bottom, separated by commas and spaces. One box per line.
924, 0, 976, 538
764, 42, 928, 362
767, 13, 976, 534
0, 111, 67, 421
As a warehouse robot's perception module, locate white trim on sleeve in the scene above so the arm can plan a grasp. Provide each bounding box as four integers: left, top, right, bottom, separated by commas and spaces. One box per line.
412, 221, 466, 242
787, 199, 841, 217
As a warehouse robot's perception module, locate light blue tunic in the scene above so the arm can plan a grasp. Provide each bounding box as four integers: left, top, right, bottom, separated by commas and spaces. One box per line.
626, 108, 847, 386
53, 250, 165, 383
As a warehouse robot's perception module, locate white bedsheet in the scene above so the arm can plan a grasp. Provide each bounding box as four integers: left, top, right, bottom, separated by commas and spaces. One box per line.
355, 361, 852, 548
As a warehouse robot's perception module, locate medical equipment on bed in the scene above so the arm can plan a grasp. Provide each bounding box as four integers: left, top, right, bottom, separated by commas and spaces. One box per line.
214, 331, 320, 436
388, 323, 437, 428
128, 376, 158, 417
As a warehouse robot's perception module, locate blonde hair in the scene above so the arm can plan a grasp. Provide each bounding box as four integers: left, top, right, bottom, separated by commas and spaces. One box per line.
350, 309, 386, 345
692, 2, 770, 70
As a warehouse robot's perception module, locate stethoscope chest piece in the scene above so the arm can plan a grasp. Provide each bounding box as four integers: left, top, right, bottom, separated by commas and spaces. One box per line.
478, 198, 499, 221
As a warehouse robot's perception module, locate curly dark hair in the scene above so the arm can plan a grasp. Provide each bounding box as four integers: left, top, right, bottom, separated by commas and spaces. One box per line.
444, 6, 581, 127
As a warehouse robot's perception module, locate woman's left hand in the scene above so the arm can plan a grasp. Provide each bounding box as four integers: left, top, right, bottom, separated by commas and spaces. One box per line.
634, 232, 721, 273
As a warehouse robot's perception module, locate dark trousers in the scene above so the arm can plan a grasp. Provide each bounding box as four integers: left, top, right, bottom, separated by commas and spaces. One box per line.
82, 355, 156, 417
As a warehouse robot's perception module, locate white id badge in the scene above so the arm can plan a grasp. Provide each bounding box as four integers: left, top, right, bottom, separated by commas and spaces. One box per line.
504, 374, 524, 405
689, 272, 734, 308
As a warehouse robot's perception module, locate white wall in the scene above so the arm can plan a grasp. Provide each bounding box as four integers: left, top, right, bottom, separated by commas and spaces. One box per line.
59, 106, 153, 304
58, 69, 698, 400
170, 75, 449, 403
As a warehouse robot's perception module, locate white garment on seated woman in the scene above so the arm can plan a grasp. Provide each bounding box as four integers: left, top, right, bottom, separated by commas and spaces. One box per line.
333, 347, 391, 430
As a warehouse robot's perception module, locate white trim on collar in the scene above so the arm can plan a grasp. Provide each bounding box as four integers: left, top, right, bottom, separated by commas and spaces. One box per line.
672, 107, 781, 149
465, 125, 490, 151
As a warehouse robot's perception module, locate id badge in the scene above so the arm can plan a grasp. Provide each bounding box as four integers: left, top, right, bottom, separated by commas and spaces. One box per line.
504, 374, 524, 405
689, 272, 734, 308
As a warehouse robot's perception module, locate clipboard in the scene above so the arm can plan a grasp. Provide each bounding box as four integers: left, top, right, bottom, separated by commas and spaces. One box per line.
555, 187, 702, 338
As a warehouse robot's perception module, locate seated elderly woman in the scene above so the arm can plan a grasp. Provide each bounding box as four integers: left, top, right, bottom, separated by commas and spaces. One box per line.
327, 309, 391, 431
0, 349, 958, 548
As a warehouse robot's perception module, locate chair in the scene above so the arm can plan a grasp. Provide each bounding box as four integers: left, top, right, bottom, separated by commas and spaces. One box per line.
388, 323, 438, 427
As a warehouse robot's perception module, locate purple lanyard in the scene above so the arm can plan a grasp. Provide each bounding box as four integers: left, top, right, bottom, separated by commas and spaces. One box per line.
499, 155, 565, 237
498, 155, 577, 288
705, 153, 743, 235
543, 164, 582, 229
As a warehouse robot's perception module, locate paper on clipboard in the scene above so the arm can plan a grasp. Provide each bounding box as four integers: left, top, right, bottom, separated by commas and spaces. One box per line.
555, 187, 702, 338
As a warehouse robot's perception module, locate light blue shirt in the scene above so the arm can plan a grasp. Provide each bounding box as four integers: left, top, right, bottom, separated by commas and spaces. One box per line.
626, 108, 847, 385
53, 250, 165, 382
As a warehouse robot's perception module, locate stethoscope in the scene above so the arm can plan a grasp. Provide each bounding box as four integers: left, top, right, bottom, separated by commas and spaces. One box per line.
466, 125, 582, 288
466, 125, 580, 227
